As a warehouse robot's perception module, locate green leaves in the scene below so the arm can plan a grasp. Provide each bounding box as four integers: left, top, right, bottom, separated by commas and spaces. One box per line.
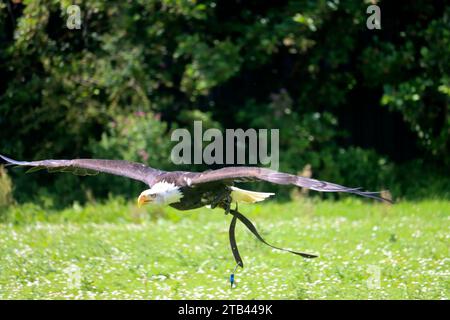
175, 35, 242, 97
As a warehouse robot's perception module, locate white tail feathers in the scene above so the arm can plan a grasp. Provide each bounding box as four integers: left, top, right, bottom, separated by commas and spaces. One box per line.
230, 186, 274, 204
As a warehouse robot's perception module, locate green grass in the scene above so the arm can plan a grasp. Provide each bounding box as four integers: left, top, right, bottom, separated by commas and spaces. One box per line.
0, 198, 448, 299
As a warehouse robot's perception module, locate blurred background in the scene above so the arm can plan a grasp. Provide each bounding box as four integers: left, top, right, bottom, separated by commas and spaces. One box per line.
0, 0, 449, 208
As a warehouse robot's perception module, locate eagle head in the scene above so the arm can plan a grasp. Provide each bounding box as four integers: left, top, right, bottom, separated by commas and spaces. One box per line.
137, 181, 183, 207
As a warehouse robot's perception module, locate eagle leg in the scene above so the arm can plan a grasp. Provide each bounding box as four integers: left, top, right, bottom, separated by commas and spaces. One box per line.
223, 194, 232, 215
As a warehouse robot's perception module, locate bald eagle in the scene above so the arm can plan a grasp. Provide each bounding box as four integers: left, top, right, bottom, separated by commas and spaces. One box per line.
0, 154, 390, 285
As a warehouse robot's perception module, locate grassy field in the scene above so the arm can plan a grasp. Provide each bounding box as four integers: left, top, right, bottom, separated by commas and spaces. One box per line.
0, 198, 448, 299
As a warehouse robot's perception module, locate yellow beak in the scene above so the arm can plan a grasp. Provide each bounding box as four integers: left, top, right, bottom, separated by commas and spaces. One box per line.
137, 194, 151, 207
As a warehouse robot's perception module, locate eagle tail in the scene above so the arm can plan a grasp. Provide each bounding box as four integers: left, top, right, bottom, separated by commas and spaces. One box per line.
230, 186, 274, 203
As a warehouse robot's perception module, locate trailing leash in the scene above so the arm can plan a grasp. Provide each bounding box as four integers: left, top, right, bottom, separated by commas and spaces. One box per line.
228, 208, 318, 288
228, 214, 243, 288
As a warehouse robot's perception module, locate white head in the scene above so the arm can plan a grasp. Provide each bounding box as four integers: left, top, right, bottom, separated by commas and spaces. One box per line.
137, 181, 183, 207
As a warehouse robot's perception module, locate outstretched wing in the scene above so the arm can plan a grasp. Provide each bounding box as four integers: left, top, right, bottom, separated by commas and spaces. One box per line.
174, 166, 392, 202
0, 154, 163, 186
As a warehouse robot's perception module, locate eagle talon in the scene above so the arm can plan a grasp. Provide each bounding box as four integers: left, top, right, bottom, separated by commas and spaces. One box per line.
210, 192, 226, 209
222, 194, 232, 215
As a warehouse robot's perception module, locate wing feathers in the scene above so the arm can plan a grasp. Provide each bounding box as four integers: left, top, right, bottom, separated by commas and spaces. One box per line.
0, 154, 161, 186
1, 154, 392, 202
185, 166, 392, 203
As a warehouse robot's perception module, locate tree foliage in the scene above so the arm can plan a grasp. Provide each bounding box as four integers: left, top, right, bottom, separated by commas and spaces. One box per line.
0, 0, 448, 204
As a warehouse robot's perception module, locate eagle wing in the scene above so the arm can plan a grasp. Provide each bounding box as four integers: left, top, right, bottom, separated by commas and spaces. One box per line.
0, 154, 162, 186
175, 166, 391, 202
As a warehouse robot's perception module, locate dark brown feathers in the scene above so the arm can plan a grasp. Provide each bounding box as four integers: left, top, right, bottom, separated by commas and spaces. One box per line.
0, 154, 162, 186
164, 167, 392, 202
